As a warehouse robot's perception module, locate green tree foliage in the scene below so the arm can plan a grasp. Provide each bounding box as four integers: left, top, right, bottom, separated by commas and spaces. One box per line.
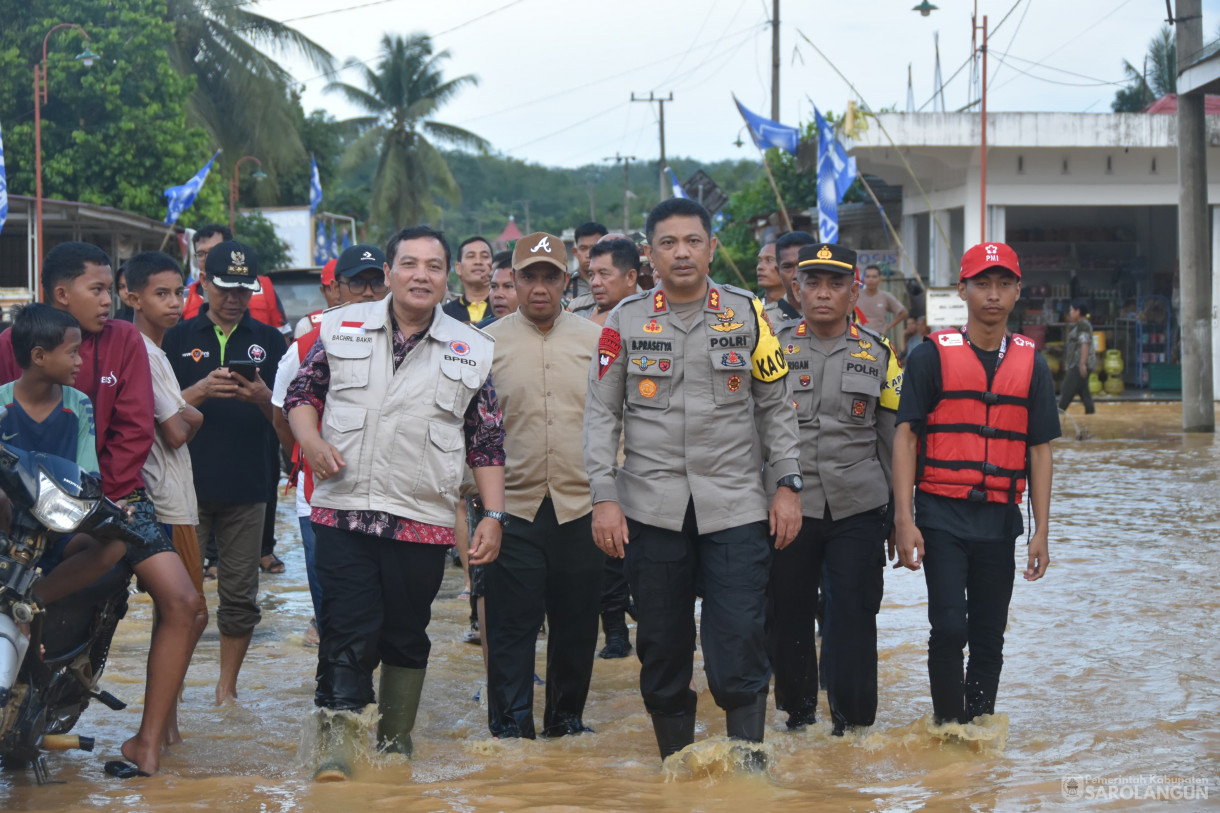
235, 210, 291, 271
0, 0, 224, 223
1113, 24, 1176, 112
165, 0, 333, 202
437, 153, 761, 249
327, 34, 489, 240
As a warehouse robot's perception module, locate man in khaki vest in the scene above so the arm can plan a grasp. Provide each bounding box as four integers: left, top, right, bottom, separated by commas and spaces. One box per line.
584, 198, 802, 764
285, 225, 507, 781
483, 232, 604, 739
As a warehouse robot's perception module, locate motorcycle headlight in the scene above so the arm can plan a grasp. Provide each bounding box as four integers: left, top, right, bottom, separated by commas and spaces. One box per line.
32, 471, 95, 533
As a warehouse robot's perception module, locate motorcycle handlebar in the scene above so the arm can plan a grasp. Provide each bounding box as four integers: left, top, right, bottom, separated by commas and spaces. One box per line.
88, 499, 152, 549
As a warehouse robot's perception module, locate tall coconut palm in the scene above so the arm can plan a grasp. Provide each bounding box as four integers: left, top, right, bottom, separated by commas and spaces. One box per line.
1114, 25, 1176, 111
327, 34, 489, 233
165, 0, 334, 200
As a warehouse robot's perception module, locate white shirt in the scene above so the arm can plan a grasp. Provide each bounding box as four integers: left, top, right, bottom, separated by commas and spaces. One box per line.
141, 334, 199, 525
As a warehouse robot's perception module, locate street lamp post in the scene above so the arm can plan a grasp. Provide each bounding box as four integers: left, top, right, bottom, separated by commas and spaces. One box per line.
228, 155, 268, 233
33, 23, 98, 294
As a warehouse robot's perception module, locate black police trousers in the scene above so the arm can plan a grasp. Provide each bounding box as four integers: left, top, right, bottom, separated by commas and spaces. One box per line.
769, 508, 886, 727
600, 556, 631, 614
484, 498, 602, 738
624, 501, 772, 717
312, 523, 447, 710
921, 528, 1016, 723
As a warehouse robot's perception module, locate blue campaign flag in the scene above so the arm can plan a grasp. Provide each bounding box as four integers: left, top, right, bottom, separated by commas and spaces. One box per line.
733, 95, 800, 156
664, 166, 688, 199
314, 218, 328, 266
328, 220, 339, 260
163, 151, 220, 226
340, 228, 351, 252
814, 107, 857, 243
309, 155, 323, 215
0, 116, 7, 237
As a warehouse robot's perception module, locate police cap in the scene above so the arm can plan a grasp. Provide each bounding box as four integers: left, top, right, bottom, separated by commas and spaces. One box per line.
796, 242, 857, 276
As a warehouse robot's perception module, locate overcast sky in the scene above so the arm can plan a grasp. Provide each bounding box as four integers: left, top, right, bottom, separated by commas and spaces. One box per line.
262, 0, 1220, 169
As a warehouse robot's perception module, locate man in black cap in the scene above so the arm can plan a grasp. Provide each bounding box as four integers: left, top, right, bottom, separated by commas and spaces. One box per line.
163, 241, 288, 704
769, 242, 903, 735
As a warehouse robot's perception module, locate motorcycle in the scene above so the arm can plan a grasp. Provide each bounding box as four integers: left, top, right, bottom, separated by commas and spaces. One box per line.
0, 440, 151, 783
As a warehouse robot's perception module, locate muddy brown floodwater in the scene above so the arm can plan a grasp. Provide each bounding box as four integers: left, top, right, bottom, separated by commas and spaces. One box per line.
1, 403, 1217, 811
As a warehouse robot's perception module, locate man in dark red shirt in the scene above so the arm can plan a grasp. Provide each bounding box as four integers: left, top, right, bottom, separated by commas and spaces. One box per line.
0, 242, 199, 776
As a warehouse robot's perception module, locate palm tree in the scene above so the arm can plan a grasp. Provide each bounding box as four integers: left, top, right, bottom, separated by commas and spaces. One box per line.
327, 34, 489, 234
165, 0, 334, 200
1114, 25, 1176, 112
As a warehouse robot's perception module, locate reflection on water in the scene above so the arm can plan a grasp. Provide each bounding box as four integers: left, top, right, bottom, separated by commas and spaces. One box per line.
1, 404, 1217, 810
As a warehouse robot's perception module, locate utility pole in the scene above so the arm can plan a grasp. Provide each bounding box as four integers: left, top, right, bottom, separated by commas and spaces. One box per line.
771, 0, 780, 121
513, 200, 532, 233
632, 92, 673, 201
606, 153, 636, 233
1174, 0, 1214, 431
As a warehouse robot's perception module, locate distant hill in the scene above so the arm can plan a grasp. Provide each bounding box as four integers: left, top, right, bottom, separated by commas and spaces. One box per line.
436, 151, 763, 245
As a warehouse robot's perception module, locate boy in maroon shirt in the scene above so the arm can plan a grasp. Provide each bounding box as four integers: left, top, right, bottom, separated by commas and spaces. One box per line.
0, 242, 198, 777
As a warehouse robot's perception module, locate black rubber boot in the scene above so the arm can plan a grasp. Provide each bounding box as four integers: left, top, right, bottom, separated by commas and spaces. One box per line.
650, 713, 695, 760
725, 693, 768, 771
598, 611, 632, 659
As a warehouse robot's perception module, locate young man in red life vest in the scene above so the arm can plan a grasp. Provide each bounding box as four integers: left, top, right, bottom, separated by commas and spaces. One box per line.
271, 244, 389, 646
293, 259, 341, 340
185, 224, 287, 331
892, 242, 1056, 726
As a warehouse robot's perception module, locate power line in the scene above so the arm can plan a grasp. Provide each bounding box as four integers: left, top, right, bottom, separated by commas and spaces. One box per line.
505, 102, 630, 153
457, 22, 761, 126
293, 0, 529, 85
990, 52, 1126, 87
987, 0, 1034, 88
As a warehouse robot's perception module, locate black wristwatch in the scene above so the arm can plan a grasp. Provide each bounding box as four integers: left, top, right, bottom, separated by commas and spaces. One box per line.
482, 509, 509, 527
776, 474, 804, 493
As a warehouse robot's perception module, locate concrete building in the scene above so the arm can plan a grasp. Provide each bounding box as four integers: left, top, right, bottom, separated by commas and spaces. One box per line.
849, 111, 1220, 391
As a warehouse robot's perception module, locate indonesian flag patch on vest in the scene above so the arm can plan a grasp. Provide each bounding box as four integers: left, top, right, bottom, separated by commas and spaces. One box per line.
339, 321, 366, 334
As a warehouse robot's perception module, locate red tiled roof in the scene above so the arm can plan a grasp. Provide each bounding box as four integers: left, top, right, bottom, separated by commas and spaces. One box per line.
1142, 94, 1220, 114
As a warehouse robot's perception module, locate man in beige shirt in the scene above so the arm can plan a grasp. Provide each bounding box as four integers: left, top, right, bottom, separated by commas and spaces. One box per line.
484, 232, 604, 739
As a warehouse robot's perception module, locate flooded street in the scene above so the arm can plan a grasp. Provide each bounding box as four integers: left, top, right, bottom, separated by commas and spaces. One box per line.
1, 403, 1217, 811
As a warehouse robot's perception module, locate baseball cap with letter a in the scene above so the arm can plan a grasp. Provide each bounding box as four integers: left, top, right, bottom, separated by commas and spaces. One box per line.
512, 232, 568, 273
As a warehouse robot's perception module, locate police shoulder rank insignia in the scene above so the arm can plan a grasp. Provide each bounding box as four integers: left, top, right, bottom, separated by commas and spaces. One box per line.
795, 320, 808, 337
709, 307, 745, 332
643, 318, 663, 333
638, 378, 658, 398
727, 375, 742, 392
707, 288, 720, 311
653, 291, 667, 312
632, 356, 657, 370
848, 322, 860, 340
850, 340, 877, 362
597, 328, 621, 379
852, 398, 867, 417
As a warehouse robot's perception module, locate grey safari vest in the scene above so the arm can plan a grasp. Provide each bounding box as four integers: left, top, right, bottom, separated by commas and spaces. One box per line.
309, 298, 493, 527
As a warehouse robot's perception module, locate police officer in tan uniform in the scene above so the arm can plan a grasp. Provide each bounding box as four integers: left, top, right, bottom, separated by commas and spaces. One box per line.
584, 198, 802, 763
769, 242, 902, 735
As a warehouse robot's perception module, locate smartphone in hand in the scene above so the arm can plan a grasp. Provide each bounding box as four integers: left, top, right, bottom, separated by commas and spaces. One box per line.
227, 360, 260, 381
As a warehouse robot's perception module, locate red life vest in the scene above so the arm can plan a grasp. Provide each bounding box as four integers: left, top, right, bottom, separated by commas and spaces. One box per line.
289, 325, 322, 503
918, 329, 1036, 504
183, 276, 285, 328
